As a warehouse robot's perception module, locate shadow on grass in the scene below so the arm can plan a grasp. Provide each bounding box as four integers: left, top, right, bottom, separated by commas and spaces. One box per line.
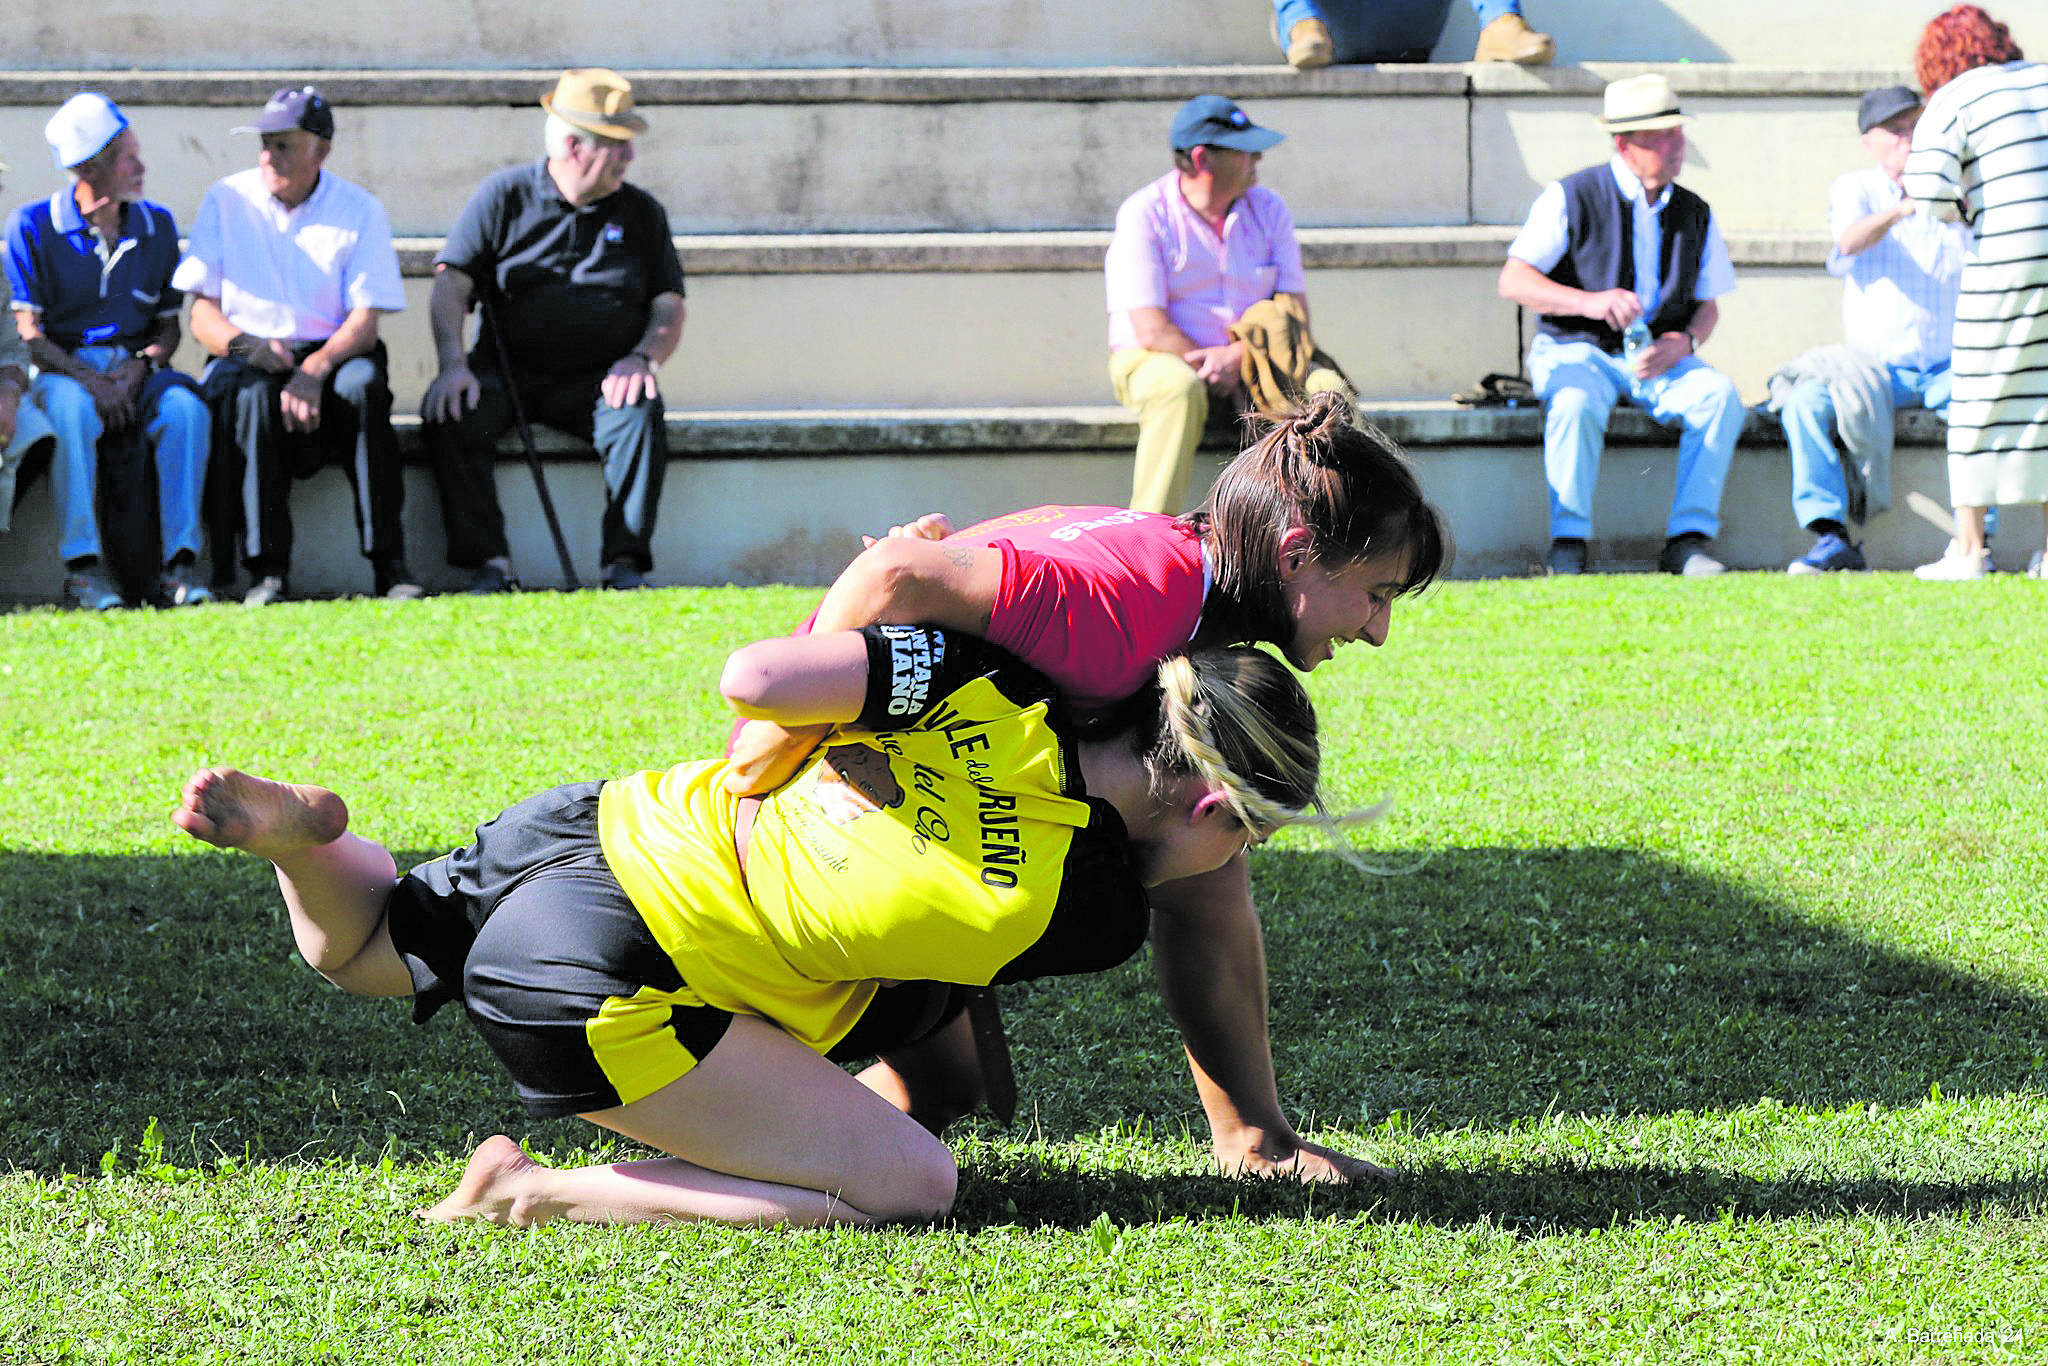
1005, 845, 2048, 1135
948, 1152, 2048, 1233
5, 845, 2046, 1190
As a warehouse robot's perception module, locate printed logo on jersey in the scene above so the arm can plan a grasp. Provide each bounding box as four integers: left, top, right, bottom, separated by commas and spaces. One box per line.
880, 624, 943, 716
1047, 508, 1152, 543
812, 744, 905, 827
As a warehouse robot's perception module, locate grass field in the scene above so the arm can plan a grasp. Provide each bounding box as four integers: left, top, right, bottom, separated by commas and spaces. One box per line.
2, 575, 2044, 1363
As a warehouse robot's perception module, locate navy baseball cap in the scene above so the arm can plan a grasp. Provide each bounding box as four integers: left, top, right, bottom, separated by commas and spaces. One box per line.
1170, 95, 1285, 153
233, 86, 336, 140
1857, 85, 1922, 134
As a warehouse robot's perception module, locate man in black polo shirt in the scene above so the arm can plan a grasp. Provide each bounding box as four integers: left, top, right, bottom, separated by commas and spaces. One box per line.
1497, 73, 1743, 577
422, 68, 686, 593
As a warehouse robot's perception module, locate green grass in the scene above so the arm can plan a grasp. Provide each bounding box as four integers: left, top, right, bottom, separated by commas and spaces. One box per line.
2, 576, 2044, 1363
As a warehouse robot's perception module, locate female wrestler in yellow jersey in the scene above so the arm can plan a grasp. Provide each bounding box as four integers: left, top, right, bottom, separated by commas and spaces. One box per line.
173, 623, 1345, 1228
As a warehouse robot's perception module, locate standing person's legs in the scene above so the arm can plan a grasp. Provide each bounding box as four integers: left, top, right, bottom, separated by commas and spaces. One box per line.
1529, 337, 1621, 544
1647, 357, 1741, 541
423, 358, 520, 575
1112, 349, 1209, 515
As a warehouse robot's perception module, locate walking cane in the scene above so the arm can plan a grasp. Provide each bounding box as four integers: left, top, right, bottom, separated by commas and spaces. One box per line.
476, 292, 580, 589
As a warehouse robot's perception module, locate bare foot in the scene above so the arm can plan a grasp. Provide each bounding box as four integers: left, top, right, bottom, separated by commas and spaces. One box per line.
172, 766, 349, 859
418, 1135, 546, 1226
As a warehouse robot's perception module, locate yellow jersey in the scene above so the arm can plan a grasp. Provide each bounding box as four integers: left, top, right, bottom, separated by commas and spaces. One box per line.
598, 627, 1151, 1053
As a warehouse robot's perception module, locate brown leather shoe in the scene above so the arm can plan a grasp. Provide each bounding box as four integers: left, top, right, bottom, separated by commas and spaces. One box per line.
1474, 12, 1555, 64
1286, 18, 1334, 70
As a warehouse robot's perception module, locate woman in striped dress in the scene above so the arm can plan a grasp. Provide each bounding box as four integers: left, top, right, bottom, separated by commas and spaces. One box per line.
1902, 5, 2048, 580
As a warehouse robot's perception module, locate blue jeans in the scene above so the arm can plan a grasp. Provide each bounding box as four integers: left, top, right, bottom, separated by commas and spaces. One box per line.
1273, 0, 1518, 45
33, 343, 209, 566
1528, 334, 1744, 541
1778, 363, 1951, 530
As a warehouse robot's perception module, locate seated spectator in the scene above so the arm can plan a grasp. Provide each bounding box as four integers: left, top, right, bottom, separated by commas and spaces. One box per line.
171, 86, 416, 605
4, 94, 210, 609
0, 157, 56, 532
1106, 96, 1347, 515
1765, 86, 1968, 575
1272, 1, 1552, 70
422, 69, 685, 595
1497, 74, 1743, 576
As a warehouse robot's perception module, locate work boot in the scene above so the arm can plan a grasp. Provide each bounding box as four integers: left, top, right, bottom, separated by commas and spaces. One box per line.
1286, 18, 1334, 70
1474, 12, 1555, 64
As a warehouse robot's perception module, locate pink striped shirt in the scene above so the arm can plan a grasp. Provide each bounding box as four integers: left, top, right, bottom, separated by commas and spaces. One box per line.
1103, 171, 1306, 351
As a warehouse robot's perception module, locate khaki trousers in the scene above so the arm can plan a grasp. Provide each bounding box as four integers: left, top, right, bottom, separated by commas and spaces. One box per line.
1110, 349, 1209, 515
1110, 349, 1347, 514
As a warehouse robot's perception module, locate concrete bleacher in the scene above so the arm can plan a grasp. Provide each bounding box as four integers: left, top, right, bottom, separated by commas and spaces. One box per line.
4, 2, 2047, 602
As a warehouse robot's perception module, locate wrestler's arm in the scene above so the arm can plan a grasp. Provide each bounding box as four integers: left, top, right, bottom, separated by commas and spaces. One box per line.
720, 631, 872, 725
1152, 860, 1389, 1183
724, 539, 1003, 794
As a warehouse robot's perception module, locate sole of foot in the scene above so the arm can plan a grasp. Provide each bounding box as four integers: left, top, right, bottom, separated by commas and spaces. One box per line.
172, 767, 349, 858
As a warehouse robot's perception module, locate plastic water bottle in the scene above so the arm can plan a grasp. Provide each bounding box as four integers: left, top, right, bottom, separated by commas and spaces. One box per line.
1621, 320, 1656, 405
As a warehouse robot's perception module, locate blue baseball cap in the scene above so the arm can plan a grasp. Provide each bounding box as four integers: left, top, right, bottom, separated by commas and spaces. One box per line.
1170, 95, 1284, 154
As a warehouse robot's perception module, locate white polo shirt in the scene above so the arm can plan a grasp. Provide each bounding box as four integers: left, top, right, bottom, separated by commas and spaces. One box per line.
171, 168, 405, 342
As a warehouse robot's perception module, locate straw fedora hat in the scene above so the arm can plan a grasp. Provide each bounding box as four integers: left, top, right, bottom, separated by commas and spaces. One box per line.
541, 68, 648, 140
1599, 74, 1689, 133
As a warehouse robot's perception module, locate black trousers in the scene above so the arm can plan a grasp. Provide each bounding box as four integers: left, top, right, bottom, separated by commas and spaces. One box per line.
423, 357, 668, 571
201, 341, 405, 583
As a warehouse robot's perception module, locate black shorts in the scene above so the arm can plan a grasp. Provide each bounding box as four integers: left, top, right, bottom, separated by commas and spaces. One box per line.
385, 782, 968, 1118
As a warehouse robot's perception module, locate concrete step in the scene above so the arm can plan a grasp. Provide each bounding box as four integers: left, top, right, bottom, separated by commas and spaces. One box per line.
340, 228, 1843, 413
0, 402, 2008, 603
1434, 1, 2048, 68
0, 66, 1945, 237
8, 0, 2044, 71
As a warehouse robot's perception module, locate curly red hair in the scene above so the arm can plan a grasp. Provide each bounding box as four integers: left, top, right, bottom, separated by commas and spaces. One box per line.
1916, 5, 2025, 96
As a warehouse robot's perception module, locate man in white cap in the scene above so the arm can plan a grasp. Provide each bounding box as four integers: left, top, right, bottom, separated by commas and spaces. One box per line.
421, 68, 685, 594
3, 92, 210, 608
1498, 73, 1743, 576
172, 85, 416, 605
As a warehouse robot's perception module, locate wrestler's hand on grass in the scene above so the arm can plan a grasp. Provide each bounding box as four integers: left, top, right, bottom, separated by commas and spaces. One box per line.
862, 512, 954, 548
423, 361, 481, 423
724, 720, 832, 796
1219, 1131, 1392, 1184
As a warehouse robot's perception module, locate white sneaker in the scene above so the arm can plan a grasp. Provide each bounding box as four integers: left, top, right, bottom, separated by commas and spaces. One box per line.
1913, 544, 1993, 581
2028, 550, 2045, 580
